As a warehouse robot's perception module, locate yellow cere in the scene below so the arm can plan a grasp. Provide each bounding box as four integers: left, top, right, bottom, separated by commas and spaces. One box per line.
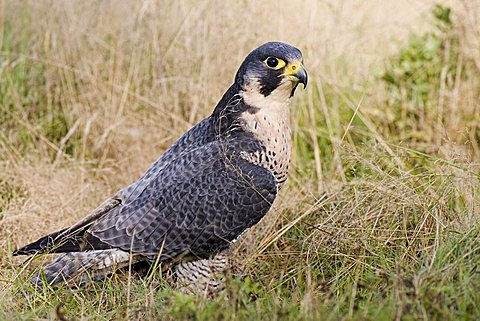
284, 60, 302, 76
278, 60, 304, 81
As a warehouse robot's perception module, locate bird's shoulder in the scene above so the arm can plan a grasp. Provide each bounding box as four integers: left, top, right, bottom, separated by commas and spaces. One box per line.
114, 117, 217, 204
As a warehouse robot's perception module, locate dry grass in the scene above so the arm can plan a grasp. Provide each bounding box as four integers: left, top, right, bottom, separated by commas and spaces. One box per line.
1, 0, 480, 320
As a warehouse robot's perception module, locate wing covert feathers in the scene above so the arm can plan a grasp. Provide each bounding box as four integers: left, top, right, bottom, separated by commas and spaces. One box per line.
89, 138, 277, 259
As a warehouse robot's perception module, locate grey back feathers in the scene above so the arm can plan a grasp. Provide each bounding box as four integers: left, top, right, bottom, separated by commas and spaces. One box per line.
14, 42, 307, 292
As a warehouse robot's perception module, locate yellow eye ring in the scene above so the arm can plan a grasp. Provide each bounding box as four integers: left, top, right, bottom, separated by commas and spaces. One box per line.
264, 57, 286, 70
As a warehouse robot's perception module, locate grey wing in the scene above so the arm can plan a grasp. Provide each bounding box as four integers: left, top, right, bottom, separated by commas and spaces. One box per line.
88, 140, 277, 260
57, 118, 216, 243
115, 117, 216, 204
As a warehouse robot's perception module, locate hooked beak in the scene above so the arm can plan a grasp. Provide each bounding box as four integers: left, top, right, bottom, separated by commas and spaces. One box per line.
294, 67, 308, 88
283, 61, 308, 88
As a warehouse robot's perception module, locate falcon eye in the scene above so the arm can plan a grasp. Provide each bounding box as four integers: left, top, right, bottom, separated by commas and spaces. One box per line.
264, 56, 286, 70
266, 57, 278, 68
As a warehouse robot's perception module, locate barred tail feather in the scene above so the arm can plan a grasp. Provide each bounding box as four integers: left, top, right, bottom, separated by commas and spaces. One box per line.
31, 249, 136, 287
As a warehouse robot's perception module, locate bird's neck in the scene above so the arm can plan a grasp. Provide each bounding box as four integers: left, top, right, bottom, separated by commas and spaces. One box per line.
211, 84, 293, 186
237, 89, 292, 187
238, 83, 292, 146
238, 96, 291, 145
211, 82, 293, 147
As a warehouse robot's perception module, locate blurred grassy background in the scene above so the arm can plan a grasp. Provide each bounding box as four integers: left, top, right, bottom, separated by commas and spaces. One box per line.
0, 0, 479, 320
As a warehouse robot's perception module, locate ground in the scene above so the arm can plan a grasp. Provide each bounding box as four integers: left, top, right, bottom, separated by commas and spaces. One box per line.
0, 1, 479, 320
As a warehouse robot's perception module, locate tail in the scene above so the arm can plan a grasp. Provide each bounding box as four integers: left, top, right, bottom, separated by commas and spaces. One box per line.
31, 249, 138, 287
13, 229, 110, 256
13, 228, 72, 256
14, 198, 121, 256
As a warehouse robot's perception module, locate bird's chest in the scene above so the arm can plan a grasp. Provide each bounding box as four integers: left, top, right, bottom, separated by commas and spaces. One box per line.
239, 109, 292, 187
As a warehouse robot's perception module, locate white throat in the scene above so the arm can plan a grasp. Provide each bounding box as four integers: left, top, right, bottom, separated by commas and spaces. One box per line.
241, 79, 294, 111
237, 81, 294, 186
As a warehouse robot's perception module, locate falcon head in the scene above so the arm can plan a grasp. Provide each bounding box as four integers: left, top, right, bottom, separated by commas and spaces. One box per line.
235, 42, 307, 107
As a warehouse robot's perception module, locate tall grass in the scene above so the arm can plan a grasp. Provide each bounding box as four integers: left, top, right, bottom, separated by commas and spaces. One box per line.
0, 0, 479, 320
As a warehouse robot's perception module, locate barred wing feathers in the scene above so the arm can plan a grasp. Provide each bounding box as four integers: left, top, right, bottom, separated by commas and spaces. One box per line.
89, 138, 277, 260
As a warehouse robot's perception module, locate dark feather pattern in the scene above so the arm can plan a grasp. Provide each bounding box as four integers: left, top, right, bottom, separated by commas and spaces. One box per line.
15, 118, 276, 260
90, 134, 277, 259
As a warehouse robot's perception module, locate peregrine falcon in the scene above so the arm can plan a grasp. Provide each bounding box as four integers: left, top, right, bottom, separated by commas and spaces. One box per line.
14, 42, 307, 294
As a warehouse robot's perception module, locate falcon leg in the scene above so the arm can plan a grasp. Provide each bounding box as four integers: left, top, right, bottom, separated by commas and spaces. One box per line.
173, 254, 228, 297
